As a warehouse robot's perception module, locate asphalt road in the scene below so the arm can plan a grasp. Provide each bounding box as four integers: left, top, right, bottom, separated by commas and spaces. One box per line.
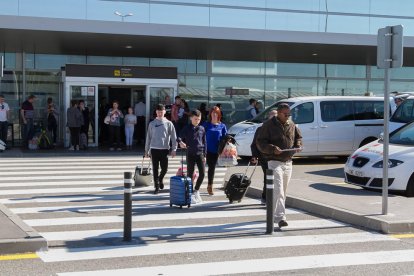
0, 155, 414, 275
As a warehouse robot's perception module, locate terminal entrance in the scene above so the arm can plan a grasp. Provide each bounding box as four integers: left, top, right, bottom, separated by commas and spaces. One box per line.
63, 64, 178, 148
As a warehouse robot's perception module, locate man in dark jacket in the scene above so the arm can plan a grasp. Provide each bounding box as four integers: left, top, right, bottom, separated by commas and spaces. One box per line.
256, 103, 302, 228
250, 109, 278, 204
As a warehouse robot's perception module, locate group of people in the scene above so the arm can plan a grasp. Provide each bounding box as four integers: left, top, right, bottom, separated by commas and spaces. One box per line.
145, 103, 227, 203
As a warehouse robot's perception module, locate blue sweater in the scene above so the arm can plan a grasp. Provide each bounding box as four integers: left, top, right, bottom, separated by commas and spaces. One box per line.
177, 124, 206, 156
203, 122, 227, 154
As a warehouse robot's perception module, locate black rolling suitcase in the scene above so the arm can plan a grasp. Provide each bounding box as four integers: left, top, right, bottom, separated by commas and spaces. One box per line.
224, 161, 257, 203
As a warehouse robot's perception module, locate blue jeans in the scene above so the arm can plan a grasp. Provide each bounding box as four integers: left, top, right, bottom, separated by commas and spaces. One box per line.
125, 125, 134, 146
22, 119, 34, 147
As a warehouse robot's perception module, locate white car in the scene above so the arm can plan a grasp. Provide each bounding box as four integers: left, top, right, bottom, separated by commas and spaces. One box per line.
229, 96, 396, 157
344, 121, 414, 197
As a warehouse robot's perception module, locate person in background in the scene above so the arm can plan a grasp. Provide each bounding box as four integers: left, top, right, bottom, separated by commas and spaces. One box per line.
46, 97, 59, 146
66, 100, 83, 151
164, 95, 172, 121
20, 95, 36, 148
199, 103, 209, 124
394, 96, 405, 107
171, 95, 181, 129
78, 100, 90, 147
177, 109, 207, 204
177, 98, 190, 135
250, 109, 277, 204
0, 94, 10, 148
246, 98, 257, 119
255, 101, 263, 115
107, 100, 124, 151
256, 103, 303, 228
145, 104, 177, 194
203, 106, 227, 195
124, 107, 137, 150
134, 98, 146, 145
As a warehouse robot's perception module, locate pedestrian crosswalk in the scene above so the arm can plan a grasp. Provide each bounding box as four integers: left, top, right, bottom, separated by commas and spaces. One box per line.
1, 155, 414, 275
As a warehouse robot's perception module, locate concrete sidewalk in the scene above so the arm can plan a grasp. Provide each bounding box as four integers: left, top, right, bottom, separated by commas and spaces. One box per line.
243, 163, 414, 234
0, 204, 47, 254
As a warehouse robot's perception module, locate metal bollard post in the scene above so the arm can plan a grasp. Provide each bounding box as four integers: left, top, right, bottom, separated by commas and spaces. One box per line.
266, 169, 275, 234
124, 172, 133, 242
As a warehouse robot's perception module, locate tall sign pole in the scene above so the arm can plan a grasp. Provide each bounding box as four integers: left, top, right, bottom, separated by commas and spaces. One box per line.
377, 25, 403, 215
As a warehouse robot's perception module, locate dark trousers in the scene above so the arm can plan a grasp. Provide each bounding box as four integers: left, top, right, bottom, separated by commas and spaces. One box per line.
135, 116, 145, 142
69, 127, 80, 147
0, 121, 8, 145
151, 149, 169, 187
187, 153, 206, 191
206, 152, 219, 185
48, 122, 57, 144
22, 119, 34, 147
259, 158, 268, 200
109, 125, 121, 148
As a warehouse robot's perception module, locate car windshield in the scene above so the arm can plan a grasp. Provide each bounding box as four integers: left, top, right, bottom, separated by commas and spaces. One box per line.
248, 101, 294, 123
390, 98, 414, 123
389, 121, 414, 145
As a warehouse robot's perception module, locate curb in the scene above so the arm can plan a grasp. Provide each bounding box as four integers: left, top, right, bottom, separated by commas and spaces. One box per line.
0, 204, 48, 254
246, 187, 414, 234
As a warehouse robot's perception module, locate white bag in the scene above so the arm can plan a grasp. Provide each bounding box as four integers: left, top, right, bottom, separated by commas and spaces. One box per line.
217, 142, 238, 167
104, 115, 110, 125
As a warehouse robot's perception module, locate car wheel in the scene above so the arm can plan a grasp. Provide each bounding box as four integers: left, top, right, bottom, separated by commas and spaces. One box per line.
405, 173, 414, 197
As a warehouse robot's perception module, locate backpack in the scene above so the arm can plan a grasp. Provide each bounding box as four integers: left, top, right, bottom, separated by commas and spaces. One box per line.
38, 130, 53, 149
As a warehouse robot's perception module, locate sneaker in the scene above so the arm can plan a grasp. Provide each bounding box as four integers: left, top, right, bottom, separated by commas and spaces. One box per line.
109, 147, 114, 151
260, 198, 266, 205
159, 180, 164, 190
117, 148, 122, 151
68, 146, 74, 151
194, 190, 203, 203
154, 188, 159, 194
191, 194, 198, 204
75, 145, 79, 151
278, 220, 288, 228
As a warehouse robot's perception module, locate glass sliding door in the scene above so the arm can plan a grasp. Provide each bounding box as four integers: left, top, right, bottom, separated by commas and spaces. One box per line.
147, 86, 176, 126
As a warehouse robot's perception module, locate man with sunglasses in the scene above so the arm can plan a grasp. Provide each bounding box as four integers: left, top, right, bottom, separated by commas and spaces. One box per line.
256, 103, 303, 229
0, 95, 10, 149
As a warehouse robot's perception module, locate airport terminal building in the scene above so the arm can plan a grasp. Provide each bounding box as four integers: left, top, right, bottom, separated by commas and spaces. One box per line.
1, 0, 414, 147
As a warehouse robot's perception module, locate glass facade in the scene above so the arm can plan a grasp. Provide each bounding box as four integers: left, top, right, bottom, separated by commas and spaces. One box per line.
2, 0, 414, 35
3, 53, 414, 134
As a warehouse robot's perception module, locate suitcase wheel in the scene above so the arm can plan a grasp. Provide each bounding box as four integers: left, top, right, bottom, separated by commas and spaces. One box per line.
170, 203, 172, 207
180, 205, 183, 209
187, 204, 191, 208
229, 200, 233, 204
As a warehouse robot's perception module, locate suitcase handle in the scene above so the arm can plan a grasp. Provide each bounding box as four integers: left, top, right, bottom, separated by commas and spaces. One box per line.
141, 156, 152, 171
241, 161, 258, 182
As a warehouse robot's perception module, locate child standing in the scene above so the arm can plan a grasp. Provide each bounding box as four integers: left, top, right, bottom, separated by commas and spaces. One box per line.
177, 110, 206, 204
124, 107, 137, 149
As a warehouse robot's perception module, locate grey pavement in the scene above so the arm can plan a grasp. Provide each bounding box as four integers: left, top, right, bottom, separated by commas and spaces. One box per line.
240, 158, 414, 234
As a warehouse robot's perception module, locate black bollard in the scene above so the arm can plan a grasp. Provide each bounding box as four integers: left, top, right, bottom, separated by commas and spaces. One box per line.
266, 169, 275, 234
124, 171, 133, 242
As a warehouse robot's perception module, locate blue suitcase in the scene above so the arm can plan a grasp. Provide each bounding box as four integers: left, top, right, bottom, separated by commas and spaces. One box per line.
169, 176, 192, 208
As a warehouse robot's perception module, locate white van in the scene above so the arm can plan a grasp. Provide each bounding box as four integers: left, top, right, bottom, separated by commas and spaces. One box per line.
228, 96, 396, 157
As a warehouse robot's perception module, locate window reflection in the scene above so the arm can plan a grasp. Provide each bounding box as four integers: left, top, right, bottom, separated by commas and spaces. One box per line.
87, 0, 149, 22
322, 64, 366, 78
150, 4, 208, 26
212, 60, 266, 75
19, 0, 87, 19
266, 11, 322, 32
0, 0, 18, 15
210, 8, 265, 29
320, 79, 367, 96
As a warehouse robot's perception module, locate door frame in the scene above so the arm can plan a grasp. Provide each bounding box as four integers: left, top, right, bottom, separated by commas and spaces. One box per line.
64, 76, 177, 147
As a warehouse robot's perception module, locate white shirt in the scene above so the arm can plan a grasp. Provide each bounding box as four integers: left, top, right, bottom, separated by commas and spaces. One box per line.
0, 102, 10, 122
134, 102, 146, 117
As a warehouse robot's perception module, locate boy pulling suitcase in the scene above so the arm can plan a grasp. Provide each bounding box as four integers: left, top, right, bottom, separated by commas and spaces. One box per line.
177, 110, 207, 204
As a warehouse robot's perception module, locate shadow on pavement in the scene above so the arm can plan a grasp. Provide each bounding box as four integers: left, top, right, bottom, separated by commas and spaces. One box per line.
309, 183, 396, 197
306, 168, 344, 178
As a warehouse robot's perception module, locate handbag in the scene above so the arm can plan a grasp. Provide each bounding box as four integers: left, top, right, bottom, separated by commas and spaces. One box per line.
104, 115, 110, 125
217, 142, 238, 167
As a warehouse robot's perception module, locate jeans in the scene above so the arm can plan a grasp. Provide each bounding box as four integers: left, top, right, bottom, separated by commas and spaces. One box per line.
0, 121, 8, 145
187, 153, 205, 191
22, 119, 34, 147
48, 122, 57, 144
206, 152, 219, 185
69, 127, 80, 147
268, 160, 293, 223
125, 126, 134, 146
151, 149, 169, 187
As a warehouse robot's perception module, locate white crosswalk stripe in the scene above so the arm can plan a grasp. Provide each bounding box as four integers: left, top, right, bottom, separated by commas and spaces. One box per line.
1, 155, 413, 275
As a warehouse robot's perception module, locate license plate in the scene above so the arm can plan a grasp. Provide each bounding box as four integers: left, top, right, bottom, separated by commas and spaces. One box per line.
348, 169, 364, 177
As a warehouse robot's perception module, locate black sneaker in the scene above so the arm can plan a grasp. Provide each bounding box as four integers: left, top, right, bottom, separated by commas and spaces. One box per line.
154, 188, 159, 194
278, 220, 288, 228
159, 180, 164, 190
